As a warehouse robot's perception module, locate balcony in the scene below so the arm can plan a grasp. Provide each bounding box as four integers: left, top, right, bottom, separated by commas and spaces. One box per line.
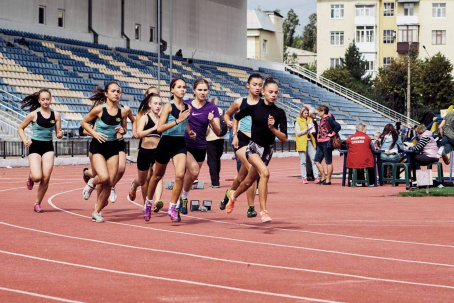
397, 16, 419, 25
397, 42, 419, 53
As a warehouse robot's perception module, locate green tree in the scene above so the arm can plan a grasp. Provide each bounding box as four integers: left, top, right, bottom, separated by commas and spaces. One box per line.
301, 13, 317, 52
321, 67, 353, 88
341, 41, 368, 82
283, 9, 299, 48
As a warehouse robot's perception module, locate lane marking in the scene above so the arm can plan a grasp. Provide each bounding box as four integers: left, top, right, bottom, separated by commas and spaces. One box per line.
0, 250, 339, 303
0, 181, 79, 192
2, 221, 454, 290
0, 286, 84, 303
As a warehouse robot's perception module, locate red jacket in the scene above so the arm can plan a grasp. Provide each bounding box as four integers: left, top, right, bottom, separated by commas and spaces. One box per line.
346, 131, 374, 168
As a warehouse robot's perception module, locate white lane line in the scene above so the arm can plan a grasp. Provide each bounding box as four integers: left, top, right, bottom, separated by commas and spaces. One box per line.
0, 181, 78, 192
2, 221, 454, 290
0, 250, 339, 303
47, 189, 454, 269
0, 286, 84, 303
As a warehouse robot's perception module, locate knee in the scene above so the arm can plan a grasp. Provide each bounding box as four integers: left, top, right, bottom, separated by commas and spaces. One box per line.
31, 173, 43, 182
260, 169, 270, 180
175, 171, 185, 182
152, 173, 163, 182
188, 163, 200, 177
98, 174, 110, 184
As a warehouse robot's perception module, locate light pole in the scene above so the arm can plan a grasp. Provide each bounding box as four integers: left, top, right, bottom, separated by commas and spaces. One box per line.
407, 41, 412, 122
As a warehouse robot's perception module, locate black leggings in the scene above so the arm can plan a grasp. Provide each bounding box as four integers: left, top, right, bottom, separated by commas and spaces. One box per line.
410, 154, 438, 180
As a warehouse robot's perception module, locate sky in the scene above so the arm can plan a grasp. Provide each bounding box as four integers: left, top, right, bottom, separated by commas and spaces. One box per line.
246, 0, 317, 31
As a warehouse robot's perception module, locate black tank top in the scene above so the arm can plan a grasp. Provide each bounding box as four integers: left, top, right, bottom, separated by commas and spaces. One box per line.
144, 114, 160, 137
170, 102, 189, 119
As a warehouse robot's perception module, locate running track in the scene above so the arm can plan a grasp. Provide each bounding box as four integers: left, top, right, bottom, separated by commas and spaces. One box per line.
0, 157, 453, 302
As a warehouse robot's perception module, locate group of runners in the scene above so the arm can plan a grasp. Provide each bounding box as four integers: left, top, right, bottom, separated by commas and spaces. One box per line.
18, 74, 288, 223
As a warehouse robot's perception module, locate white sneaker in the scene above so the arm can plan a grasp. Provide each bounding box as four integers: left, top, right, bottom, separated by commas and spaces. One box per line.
83, 181, 95, 200
95, 203, 102, 216
109, 187, 117, 203
92, 212, 104, 223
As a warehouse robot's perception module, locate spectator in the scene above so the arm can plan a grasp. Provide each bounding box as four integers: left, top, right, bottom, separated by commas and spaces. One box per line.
206, 97, 225, 188
410, 124, 439, 181
295, 106, 319, 184
437, 109, 454, 165
346, 122, 375, 185
379, 124, 404, 163
175, 49, 183, 58
309, 108, 318, 142
372, 132, 381, 150
314, 105, 341, 185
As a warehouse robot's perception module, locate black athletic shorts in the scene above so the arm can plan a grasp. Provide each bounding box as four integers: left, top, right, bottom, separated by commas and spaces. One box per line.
245, 141, 274, 166
118, 138, 126, 153
29, 140, 54, 156
137, 148, 157, 171
90, 139, 119, 160
187, 147, 207, 162
155, 136, 187, 164
237, 131, 251, 149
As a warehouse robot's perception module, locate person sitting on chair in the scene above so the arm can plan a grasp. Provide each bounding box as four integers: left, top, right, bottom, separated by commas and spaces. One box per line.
346, 122, 375, 186
175, 49, 183, 58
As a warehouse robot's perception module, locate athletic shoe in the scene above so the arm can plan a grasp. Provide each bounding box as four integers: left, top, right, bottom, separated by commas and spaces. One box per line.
208, 185, 220, 188
314, 178, 321, 184
167, 206, 179, 222
83, 182, 95, 200
128, 181, 137, 201
95, 203, 102, 216
109, 187, 117, 203
179, 197, 188, 215
26, 173, 33, 190
82, 167, 90, 184
176, 209, 181, 222
302, 178, 308, 184
247, 206, 257, 218
34, 203, 43, 213
153, 200, 164, 213
220, 189, 230, 210
143, 201, 152, 222
92, 212, 104, 223
226, 190, 237, 214
260, 210, 272, 223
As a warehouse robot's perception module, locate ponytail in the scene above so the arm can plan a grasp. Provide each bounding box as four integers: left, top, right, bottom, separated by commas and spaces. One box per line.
263, 77, 278, 88
138, 92, 159, 115
20, 89, 51, 112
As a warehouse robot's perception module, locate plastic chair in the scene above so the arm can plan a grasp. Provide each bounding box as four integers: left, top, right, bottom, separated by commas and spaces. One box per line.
393, 163, 411, 187
349, 168, 370, 187
381, 162, 396, 183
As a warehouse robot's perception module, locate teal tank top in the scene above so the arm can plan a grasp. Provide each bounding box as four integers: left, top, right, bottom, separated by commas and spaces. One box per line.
238, 98, 254, 133
163, 101, 189, 137
95, 104, 122, 141
32, 108, 55, 141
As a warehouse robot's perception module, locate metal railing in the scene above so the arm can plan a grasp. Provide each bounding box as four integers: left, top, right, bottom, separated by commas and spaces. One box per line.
285, 64, 418, 128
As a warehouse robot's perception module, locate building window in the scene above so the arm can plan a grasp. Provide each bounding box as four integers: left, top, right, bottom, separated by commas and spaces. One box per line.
398, 26, 418, 42
330, 31, 344, 45
330, 58, 342, 68
149, 27, 155, 42
356, 5, 375, 17
135, 24, 141, 40
356, 26, 374, 43
433, 3, 446, 18
383, 2, 394, 16
404, 3, 414, 16
366, 60, 375, 71
432, 30, 446, 45
331, 5, 344, 19
263, 39, 268, 54
58, 9, 65, 28
38, 6, 46, 24
383, 30, 394, 44
383, 57, 393, 68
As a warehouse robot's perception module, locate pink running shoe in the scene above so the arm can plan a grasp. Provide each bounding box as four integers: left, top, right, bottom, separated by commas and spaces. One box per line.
167, 206, 179, 222
34, 203, 43, 213
302, 178, 308, 184
314, 177, 321, 184
27, 173, 34, 190
260, 210, 272, 223
143, 201, 152, 222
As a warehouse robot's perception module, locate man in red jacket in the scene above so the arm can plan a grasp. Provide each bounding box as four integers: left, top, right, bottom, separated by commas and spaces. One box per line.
346, 122, 375, 185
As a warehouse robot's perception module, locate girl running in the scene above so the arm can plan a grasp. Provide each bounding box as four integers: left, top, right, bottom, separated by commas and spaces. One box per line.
143, 78, 192, 222
220, 74, 263, 218
81, 82, 127, 222
178, 78, 221, 214
226, 77, 287, 223
18, 89, 64, 213
128, 93, 164, 221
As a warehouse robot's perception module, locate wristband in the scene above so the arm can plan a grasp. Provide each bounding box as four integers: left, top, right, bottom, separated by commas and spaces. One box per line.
232, 132, 238, 136
175, 120, 178, 125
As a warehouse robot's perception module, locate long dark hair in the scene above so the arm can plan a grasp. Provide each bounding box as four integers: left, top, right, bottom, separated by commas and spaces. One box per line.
20, 89, 51, 112
89, 81, 120, 110
380, 124, 398, 150
138, 92, 159, 115
169, 78, 185, 100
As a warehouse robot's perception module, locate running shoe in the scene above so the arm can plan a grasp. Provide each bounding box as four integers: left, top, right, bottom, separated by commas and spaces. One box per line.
226, 190, 237, 214
247, 206, 257, 218
153, 200, 164, 213
314, 177, 321, 184
34, 203, 43, 213
95, 203, 102, 216
193, 179, 199, 184
128, 181, 137, 201
109, 187, 117, 203
143, 201, 152, 222
219, 189, 230, 210
92, 212, 105, 223
179, 197, 188, 215
167, 206, 179, 222
27, 173, 34, 190
83, 182, 95, 200
260, 210, 272, 223
82, 167, 90, 184
302, 178, 308, 184
208, 185, 220, 188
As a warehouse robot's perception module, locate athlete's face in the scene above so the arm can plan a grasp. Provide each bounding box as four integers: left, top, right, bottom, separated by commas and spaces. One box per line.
38, 92, 51, 108
171, 80, 187, 99
150, 97, 162, 114
194, 83, 209, 102
246, 78, 263, 97
262, 83, 279, 104
105, 84, 122, 102
302, 110, 309, 118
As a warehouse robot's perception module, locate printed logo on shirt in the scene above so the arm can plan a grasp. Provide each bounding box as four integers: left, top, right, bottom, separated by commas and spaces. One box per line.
116, 118, 121, 122
192, 113, 203, 116
50, 120, 55, 124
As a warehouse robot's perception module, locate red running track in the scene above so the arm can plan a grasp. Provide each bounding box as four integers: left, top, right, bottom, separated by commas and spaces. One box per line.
0, 156, 453, 302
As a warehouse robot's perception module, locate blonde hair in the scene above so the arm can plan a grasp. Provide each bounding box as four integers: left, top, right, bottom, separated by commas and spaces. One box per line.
415, 124, 427, 134
298, 106, 309, 119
